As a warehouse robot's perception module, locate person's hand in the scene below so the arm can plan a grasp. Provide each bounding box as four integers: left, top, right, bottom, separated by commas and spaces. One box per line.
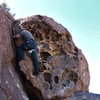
13, 34, 21, 39
38, 52, 40, 57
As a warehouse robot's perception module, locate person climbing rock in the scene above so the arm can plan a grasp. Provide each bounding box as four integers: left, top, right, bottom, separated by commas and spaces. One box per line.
13, 22, 39, 76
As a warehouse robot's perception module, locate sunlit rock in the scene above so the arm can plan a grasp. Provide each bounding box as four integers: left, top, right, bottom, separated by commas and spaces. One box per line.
16, 15, 90, 99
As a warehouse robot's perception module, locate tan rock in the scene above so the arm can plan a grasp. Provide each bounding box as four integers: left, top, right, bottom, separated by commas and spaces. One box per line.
15, 15, 90, 99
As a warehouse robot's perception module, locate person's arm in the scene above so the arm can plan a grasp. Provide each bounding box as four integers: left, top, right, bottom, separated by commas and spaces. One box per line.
37, 46, 40, 57
13, 34, 21, 39
37, 47, 39, 53
13, 29, 23, 39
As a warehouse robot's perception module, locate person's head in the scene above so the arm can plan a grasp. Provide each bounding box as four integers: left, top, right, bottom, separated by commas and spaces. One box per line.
13, 20, 20, 29
13, 24, 21, 36
13, 20, 20, 26
13, 21, 26, 31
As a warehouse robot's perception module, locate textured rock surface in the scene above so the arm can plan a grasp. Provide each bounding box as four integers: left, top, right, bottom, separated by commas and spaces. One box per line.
64, 92, 100, 100
0, 7, 29, 100
1, 6, 100, 100
15, 15, 90, 99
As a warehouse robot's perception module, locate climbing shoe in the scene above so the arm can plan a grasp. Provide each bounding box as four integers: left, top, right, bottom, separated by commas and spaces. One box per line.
33, 72, 39, 76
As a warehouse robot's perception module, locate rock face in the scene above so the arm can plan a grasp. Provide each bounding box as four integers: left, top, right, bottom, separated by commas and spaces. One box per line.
0, 6, 100, 100
64, 92, 100, 100
0, 7, 29, 100
15, 15, 90, 100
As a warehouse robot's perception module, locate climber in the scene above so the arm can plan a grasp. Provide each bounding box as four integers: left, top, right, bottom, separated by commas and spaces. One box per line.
13, 24, 39, 76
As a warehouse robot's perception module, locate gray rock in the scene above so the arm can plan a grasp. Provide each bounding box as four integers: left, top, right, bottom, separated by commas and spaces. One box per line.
65, 92, 100, 100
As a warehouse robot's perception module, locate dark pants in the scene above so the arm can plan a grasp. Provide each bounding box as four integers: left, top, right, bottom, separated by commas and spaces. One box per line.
17, 40, 39, 75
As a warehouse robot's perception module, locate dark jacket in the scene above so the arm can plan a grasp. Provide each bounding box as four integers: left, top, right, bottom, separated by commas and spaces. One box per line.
20, 29, 35, 41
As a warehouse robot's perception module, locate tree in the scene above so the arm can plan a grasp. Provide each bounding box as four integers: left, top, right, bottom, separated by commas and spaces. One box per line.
0, 3, 10, 12
0, 2, 16, 17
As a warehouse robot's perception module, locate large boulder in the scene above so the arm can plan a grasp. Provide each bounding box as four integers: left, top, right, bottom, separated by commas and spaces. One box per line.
16, 15, 90, 100
0, 6, 29, 100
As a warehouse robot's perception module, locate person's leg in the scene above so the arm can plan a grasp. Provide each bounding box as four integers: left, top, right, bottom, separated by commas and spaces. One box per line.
31, 50, 39, 75
16, 42, 27, 62
16, 47, 24, 62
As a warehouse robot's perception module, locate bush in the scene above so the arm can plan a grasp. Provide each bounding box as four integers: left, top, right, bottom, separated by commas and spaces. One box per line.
0, 3, 16, 17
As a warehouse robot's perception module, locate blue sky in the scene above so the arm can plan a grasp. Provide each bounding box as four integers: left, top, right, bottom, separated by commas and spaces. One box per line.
1, 0, 100, 94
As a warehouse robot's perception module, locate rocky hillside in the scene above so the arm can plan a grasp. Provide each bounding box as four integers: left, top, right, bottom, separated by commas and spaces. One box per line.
0, 6, 100, 100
